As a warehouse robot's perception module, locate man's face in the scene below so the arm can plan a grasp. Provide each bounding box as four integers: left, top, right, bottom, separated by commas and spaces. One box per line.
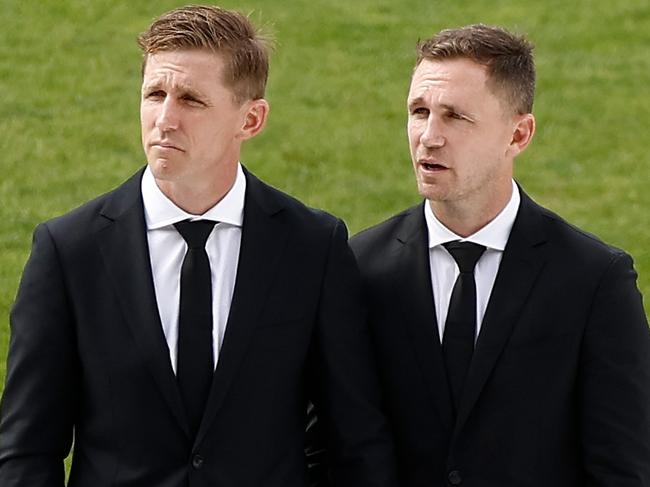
140, 49, 249, 188
407, 58, 523, 211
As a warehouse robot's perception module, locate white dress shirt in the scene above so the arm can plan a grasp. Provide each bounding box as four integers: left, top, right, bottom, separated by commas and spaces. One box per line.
425, 180, 520, 343
141, 164, 245, 373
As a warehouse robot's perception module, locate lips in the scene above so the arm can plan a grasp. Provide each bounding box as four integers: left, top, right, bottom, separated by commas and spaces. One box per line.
151, 141, 183, 152
419, 160, 448, 172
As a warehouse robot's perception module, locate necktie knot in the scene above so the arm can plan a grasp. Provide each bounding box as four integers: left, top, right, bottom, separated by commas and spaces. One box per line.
174, 220, 216, 249
443, 241, 486, 273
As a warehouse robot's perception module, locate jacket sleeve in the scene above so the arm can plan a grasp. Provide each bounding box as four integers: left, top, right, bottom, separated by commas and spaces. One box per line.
0, 223, 77, 487
307, 219, 397, 487
580, 251, 650, 487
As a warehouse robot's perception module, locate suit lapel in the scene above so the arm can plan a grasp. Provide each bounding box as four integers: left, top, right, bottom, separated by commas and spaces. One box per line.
393, 204, 455, 429
96, 169, 190, 438
453, 190, 547, 438
196, 169, 288, 446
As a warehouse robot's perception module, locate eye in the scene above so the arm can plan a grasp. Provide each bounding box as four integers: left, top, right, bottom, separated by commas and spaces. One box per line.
410, 107, 429, 117
182, 95, 205, 107
145, 90, 165, 100
446, 111, 467, 121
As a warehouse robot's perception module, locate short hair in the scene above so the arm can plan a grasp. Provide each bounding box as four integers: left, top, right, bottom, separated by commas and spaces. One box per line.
416, 24, 535, 114
138, 5, 272, 103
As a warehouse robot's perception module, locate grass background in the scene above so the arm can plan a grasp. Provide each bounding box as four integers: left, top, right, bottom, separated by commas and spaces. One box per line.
0, 0, 648, 451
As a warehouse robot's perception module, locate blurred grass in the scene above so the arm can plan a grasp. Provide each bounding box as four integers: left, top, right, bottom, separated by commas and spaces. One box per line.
1, 0, 648, 430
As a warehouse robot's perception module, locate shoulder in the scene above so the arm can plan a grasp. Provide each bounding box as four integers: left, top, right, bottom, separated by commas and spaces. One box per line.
244, 168, 343, 235
40, 169, 143, 243
528, 194, 628, 265
516, 191, 638, 292
350, 203, 423, 256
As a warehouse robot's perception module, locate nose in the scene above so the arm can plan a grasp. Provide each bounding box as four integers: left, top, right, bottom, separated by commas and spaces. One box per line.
155, 97, 180, 132
420, 115, 445, 149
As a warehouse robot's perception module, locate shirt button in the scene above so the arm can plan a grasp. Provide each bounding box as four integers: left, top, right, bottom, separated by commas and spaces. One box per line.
448, 470, 462, 485
192, 454, 204, 470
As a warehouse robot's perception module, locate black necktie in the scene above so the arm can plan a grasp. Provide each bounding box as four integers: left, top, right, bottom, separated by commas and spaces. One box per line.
174, 219, 216, 436
442, 240, 486, 410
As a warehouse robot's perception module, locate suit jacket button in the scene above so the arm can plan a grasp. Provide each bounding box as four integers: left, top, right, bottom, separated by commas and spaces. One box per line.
192, 454, 204, 470
448, 470, 462, 485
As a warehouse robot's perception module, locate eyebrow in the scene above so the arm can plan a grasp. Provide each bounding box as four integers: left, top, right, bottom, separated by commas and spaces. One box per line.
441, 104, 478, 121
407, 96, 463, 111
440, 103, 465, 114
407, 96, 425, 110
142, 80, 206, 101
408, 97, 477, 120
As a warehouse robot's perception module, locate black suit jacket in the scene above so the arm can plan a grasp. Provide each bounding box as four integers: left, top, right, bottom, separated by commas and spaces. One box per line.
350, 189, 650, 487
0, 168, 397, 487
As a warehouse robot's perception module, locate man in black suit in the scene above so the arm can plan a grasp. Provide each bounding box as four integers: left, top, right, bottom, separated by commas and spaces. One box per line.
0, 6, 396, 487
350, 25, 650, 486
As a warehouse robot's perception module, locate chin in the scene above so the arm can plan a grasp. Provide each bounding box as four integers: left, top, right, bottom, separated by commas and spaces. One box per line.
417, 181, 445, 201
148, 159, 179, 181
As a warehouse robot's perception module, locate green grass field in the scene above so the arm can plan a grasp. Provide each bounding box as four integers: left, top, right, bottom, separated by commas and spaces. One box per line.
1, 0, 648, 400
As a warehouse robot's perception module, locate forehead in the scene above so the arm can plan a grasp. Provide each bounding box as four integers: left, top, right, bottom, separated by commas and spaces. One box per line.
142, 49, 225, 90
408, 58, 491, 103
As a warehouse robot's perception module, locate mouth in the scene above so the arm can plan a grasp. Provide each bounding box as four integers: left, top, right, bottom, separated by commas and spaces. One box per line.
152, 141, 183, 152
419, 160, 448, 172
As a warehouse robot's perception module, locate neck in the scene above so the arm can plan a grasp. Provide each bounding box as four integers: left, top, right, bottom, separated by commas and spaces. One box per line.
156, 164, 238, 215
430, 181, 513, 237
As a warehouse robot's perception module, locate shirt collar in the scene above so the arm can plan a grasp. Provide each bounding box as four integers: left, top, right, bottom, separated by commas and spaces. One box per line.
424, 179, 520, 251
141, 163, 246, 230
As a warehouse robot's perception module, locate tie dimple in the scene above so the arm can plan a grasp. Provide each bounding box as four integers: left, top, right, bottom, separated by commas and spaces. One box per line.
175, 220, 216, 249
444, 240, 486, 273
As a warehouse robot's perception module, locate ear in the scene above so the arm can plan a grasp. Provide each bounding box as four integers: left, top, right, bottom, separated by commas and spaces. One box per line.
507, 113, 535, 158
237, 98, 270, 141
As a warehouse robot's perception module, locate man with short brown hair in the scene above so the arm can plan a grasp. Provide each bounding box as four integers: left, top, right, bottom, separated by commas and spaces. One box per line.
0, 6, 397, 487
350, 24, 650, 486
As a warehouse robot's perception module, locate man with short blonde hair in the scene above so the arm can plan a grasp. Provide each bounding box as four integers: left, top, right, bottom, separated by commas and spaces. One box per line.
415, 24, 535, 115
138, 5, 271, 103
0, 6, 397, 487
350, 24, 650, 487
